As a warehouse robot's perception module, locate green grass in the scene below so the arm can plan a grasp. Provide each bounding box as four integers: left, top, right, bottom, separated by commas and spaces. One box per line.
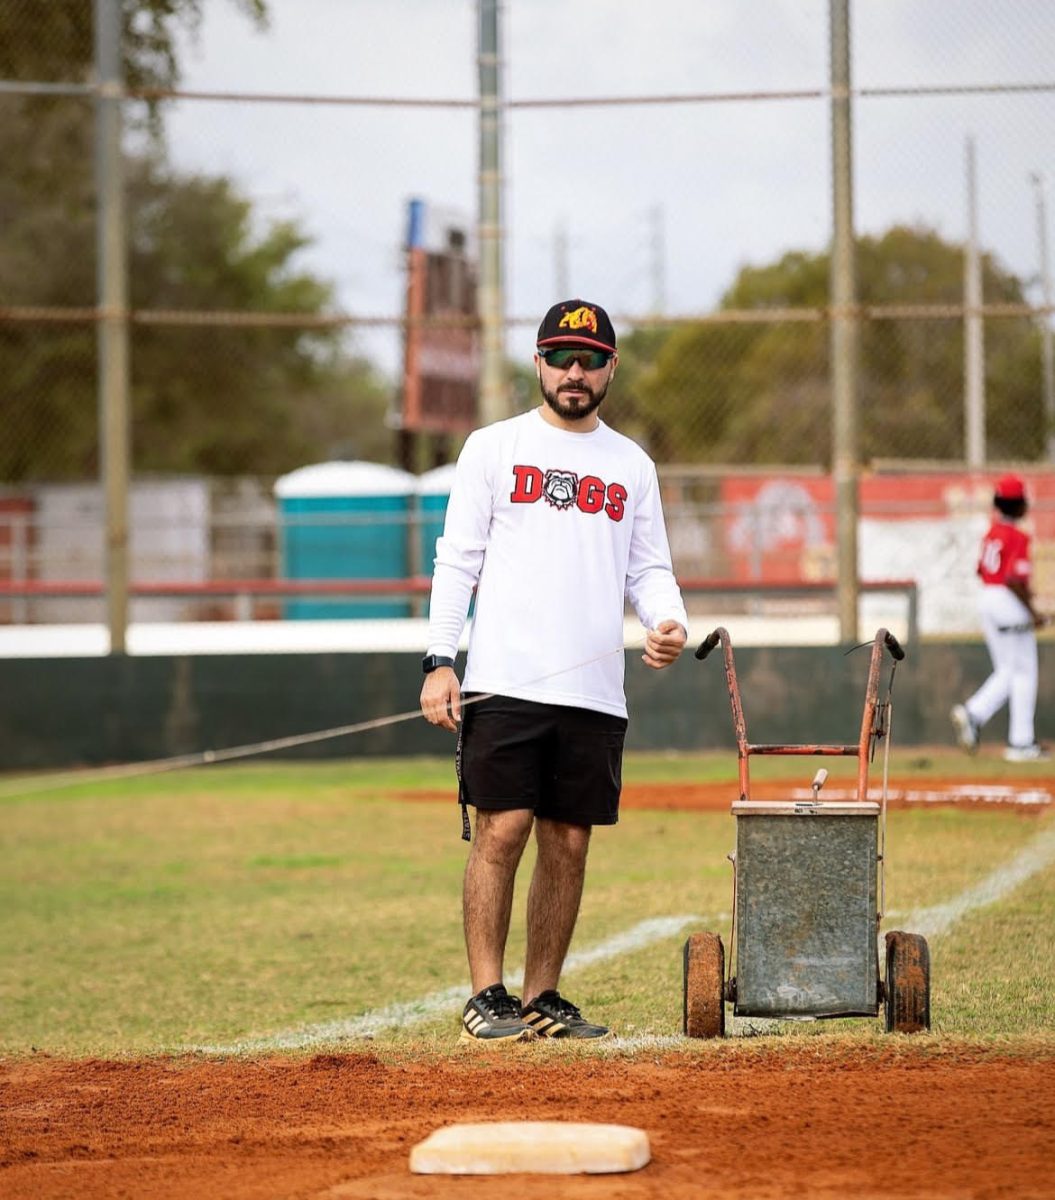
621, 745, 1055, 783
1, 753, 1053, 1057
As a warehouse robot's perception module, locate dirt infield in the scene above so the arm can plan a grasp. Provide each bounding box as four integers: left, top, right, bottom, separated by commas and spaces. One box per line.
3, 1047, 1054, 1198
3, 778, 1052, 1198
391, 777, 1055, 814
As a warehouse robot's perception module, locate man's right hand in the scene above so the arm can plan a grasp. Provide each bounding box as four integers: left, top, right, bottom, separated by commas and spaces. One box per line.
420, 667, 461, 732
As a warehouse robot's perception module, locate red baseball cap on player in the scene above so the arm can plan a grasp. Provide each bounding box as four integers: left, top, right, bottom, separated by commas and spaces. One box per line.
994, 473, 1026, 501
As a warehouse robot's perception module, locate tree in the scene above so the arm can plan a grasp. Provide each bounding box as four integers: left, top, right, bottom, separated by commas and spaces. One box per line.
0, 1, 267, 93
0, 0, 394, 482
621, 225, 1044, 465
1, 147, 390, 480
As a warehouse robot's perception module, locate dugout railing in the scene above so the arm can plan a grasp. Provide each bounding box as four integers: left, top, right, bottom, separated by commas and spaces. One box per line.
0, 577, 919, 645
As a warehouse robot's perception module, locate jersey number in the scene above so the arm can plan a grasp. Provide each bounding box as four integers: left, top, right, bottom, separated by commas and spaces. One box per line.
980, 538, 1004, 576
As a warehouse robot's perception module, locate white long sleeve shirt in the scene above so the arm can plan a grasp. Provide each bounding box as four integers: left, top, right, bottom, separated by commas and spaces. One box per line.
425, 408, 688, 718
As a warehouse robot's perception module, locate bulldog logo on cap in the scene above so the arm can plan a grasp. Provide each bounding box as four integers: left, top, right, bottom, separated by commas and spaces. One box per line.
536, 298, 617, 353
558, 306, 599, 335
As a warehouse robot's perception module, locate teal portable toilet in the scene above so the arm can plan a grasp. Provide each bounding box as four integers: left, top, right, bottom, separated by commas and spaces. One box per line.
275, 461, 416, 619
415, 462, 475, 618
415, 463, 458, 576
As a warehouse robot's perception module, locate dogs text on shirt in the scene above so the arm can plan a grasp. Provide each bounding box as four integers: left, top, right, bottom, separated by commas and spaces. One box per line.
510, 464, 627, 522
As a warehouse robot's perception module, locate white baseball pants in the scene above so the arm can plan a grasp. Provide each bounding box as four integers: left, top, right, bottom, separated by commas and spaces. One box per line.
965, 584, 1038, 748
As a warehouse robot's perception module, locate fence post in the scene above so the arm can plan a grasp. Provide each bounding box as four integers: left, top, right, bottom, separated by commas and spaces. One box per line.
94, 0, 131, 654
829, 0, 860, 644
477, 0, 508, 426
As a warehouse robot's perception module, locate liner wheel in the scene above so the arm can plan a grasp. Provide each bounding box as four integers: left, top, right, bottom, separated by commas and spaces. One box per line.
884, 930, 931, 1034
683, 931, 726, 1039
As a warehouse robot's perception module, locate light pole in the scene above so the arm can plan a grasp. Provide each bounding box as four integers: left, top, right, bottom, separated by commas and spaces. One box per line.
1029, 172, 1055, 461
963, 137, 985, 467
477, 0, 508, 426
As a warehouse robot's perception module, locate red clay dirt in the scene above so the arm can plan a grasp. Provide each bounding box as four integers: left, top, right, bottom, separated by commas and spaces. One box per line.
3, 779, 1053, 1199
390, 776, 1055, 815
2, 1048, 1054, 1199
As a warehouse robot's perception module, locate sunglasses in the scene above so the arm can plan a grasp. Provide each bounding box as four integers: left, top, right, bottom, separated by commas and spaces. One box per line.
539, 347, 613, 370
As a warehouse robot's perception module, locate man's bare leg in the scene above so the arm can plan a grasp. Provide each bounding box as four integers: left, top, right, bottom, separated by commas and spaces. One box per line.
463, 808, 534, 994
522, 818, 592, 1004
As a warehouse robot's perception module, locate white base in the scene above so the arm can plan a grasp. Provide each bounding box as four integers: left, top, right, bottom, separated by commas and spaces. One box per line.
409, 1121, 651, 1175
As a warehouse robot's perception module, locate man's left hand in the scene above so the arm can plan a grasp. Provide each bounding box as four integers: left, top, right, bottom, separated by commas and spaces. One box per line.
642, 620, 687, 669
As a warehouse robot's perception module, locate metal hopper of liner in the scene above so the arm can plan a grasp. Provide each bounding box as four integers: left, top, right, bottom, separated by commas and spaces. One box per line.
683, 627, 931, 1037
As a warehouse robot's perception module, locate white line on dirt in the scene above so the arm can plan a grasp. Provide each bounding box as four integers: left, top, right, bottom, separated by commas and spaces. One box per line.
194, 914, 712, 1055
789, 786, 1052, 807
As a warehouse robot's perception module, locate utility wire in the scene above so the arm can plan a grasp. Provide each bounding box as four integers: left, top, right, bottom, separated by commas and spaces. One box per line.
0, 639, 645, 801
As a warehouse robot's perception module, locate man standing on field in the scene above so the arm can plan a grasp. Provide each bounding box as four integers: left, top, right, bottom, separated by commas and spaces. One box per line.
420, 299, 688, 1044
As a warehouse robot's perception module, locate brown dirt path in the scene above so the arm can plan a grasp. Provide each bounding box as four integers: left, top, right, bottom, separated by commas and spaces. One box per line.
389, 777, 1055, 814
2, 1048, 1053, 1199
4, 778, 1053, 1198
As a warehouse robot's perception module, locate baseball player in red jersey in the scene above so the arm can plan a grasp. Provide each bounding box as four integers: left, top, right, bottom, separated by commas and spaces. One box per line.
951, 473, 1049, 761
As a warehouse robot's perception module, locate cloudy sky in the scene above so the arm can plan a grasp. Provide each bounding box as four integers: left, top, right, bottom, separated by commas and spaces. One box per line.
166, 0, 1055, 373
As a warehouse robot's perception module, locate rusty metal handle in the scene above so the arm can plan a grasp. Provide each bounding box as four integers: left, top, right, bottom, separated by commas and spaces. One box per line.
883, 630, 905, 661
695, 629, 722, 661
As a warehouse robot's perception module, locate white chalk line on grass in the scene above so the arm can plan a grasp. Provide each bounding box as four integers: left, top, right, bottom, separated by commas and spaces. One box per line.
901, 820, 1055, 939
194, 913, 716, 1055
605, 1035, 686, 1052
193, 823, 1055, 1053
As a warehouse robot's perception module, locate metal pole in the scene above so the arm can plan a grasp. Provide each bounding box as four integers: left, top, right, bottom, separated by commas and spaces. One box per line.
554, 220, 569, 299
476, 0, 508, 426
964, 136, 986, 467
650, 204, 667, 316
829, 0, 859, 644
94, 0, 130, 653
1030, 172, 1055, 461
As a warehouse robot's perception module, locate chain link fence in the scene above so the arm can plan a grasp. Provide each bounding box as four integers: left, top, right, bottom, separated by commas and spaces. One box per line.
1, 0, 1053, 636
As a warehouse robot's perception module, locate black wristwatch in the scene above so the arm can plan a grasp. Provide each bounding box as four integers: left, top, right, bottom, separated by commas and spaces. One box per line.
421, 654, 456, 674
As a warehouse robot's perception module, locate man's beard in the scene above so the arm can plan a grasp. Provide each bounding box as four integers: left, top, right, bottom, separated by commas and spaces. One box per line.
539, 376, 609, 422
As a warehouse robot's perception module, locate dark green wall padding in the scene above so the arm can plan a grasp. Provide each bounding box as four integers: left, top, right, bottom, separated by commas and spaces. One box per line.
0, 643, 1046, 771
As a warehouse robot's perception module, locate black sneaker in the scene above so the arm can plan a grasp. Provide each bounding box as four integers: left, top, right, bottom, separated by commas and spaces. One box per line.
460, 984, 536, 1044
521, 990, 610, 1039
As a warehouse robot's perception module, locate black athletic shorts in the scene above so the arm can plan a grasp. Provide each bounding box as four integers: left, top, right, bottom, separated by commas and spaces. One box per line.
457, 693, 628, 827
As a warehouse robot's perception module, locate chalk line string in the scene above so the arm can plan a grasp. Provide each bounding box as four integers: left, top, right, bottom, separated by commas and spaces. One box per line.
0, 638, 647, 799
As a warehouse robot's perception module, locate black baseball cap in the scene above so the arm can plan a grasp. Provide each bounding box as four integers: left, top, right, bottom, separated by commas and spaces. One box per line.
536, 299, 617, 354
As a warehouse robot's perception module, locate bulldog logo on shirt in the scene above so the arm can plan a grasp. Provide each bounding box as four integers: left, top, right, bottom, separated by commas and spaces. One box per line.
510, 464, 627, 522
542, 469, 578, 510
